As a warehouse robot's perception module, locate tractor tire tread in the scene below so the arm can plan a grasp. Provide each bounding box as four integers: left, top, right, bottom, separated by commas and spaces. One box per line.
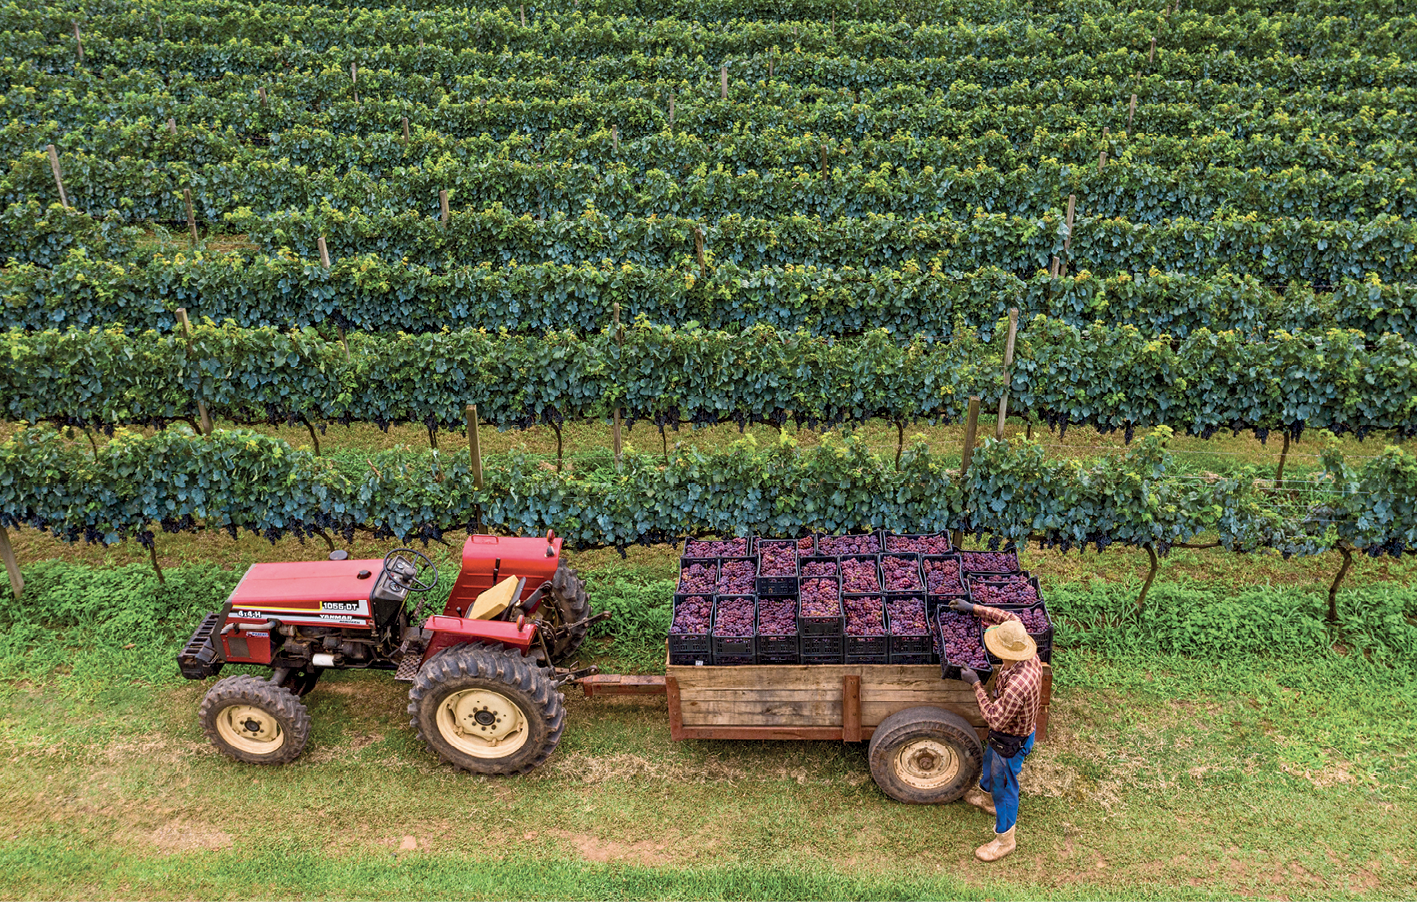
199, 674, 311, 766
867, 705, 983, 805
546, 564, 591, 664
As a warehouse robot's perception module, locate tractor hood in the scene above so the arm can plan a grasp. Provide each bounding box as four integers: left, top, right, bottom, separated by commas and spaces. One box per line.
227, 559, 386, 610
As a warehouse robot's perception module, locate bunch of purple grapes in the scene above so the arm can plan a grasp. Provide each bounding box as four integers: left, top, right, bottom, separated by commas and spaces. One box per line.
960, 550, 1019, 573
796, 536, 816, 556
685, 537, 749, 558
713, 596, 755, 638
670, 596, 712, 634
802, 559, 838, 577
885, 534, 952, 554
844, 596, 885, 636
818, 534, 880, 555
677, 563, 716, 595
936, 610, 988, 668
970, 580, 1040, 608
757, 598, 797, 636
880, 555, 923, 592
717, 558, 757, 594
886, 596, 929, 636
1012, 607, 1050, 634
967, 573, 1039, 601
758, 542, 798, 577
799, 579, 840, 617
840, 557, 881, 593
923, 558, 963, 595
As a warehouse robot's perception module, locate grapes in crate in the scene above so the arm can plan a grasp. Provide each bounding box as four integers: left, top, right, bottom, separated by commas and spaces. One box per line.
713, 596, 755, 638
796, 536, 815, 556
968, 573, 1039, 602
802, 559, 838, 577
960, 550, 1019, 572
685, 538, 749, 557
923, 558, 963, 595
886, 596, 929, 635
670, 596, 712, 634
840, 557, 880, 593
717, 558, 757, 594
677, 562, 716, 595
758, 598, 797, 636
937, 610, 988, 669
844, 595, 885, 636
799, 579, 840, 617
758, 541, 798, 577
881, 555, 923, 592
884, 534, 951, 554
818, 534, 880, 555
1012, 607, 1050, 634
970, 579, 1041, 608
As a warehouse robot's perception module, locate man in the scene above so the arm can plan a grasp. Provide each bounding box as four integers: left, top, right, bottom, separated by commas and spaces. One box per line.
949, 597, 1043, 862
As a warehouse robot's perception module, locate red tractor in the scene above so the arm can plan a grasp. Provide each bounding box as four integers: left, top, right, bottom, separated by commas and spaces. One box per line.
178, 531, 602, 774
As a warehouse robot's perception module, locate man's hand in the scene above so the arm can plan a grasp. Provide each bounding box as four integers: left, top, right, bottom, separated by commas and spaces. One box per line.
958, 667, 981, 686
950, 598, 975, 614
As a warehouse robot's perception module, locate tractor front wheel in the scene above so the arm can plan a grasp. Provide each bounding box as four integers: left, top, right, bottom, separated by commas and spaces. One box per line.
199, 675, 311, 765
542, 563, 590, 664
407, 644, 565, 775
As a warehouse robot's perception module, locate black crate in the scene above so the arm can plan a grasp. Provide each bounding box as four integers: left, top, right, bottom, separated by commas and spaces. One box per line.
980, 601, 1055, 661
714, 654, 757, 666
798, 555, 840, 578
754, 535, 816, 557
674, 561, 718, 596
934, 604, 993, 682
715, 555, 760, 596
681, 536, 750, 559
837, 554, 883, 594
800, 634, 844, 661
668, 593, 714, 665
797, 577, 843, 636
921, 553, 966, 596
959, 546, 1021, 574
754, 538, 801, 595
815, 532, 882, 556
886, 593, 933, 661
845, 634, 888, 661
758, 653, 800, 666
966, 573, 1042, 605
711, 595, 756, 663
881, 532, 953, 555
879, 554, 926, 593
891, 653, 935, 665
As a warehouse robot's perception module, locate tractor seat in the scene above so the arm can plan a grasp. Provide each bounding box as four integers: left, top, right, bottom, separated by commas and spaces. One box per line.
467, 576, 526, 620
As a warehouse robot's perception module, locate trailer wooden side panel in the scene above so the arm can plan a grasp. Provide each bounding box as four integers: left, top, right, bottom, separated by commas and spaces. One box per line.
665, 661, 1052, 743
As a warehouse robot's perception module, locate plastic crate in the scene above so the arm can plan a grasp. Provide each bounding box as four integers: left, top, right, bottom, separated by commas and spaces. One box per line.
800, 634, 844, 662
711, 595, 757, 663
966, 573, 1042, 605
815, 532, 882, 556
674, 561, 718, 596
885, 594, 933, 662
980, 600, 1055, 661
681, 536, 750, 559
754, 539, 801, 596
879, 554, 925, 593
756, 597, 800, 663
892, 653, 935, 665
921, 553, 966, 596
754, 535, 816, 557
667, 594, 714, 665
881, 532, 953, 555
797, 577, 843, 636
934, 604, 993, 682
838, 554, 883, 594
959, 546, 1020, 574
715, 555, 760, 596
798, 555, 840, 578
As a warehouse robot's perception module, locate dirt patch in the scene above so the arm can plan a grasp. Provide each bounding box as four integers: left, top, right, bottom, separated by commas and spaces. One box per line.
1278, 760, 1357, 788
548, 829, 673, 867
150, 820, 232, 853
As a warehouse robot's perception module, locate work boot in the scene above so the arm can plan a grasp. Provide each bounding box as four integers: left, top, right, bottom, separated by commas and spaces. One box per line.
963, 788, 996, 816
975, 826, 1016, 862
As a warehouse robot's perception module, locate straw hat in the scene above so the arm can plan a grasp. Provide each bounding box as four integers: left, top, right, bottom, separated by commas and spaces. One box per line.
983, 619, 1037, 662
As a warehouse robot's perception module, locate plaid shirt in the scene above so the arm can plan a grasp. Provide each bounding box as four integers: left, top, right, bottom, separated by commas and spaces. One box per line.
971, 605, 1043, 737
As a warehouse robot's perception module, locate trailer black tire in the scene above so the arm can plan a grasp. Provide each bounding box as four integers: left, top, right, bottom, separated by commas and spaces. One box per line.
867, 706, 983, 804
407, 643, 565, 775
200, 675, 311, 765
544, 564, 590, 664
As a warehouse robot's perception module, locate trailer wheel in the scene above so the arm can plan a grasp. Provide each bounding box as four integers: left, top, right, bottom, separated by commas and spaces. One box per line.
408, 644, 565, 775
542, 564, 590, 664
200, 675, 311, 765
868, 706, 982, 804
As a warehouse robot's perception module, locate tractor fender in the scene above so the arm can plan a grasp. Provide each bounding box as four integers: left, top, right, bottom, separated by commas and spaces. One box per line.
420, 614, 536, 665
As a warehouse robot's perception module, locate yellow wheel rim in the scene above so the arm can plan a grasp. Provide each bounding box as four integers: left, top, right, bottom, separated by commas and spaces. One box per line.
894, 738, 961, 790
435, 688, 530, 758
214, 704, 287, 755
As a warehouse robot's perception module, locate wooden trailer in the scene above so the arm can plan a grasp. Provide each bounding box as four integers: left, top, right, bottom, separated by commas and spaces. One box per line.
582, 660, 1053, 803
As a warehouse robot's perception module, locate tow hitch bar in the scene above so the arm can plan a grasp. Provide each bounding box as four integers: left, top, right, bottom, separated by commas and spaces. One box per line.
552, 664, 600, 687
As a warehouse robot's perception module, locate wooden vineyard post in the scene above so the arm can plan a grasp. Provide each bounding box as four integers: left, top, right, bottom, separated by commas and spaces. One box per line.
0, 526, 22, 599
668, 93, 675, 128
995, 308, 1019, 441
466, 404, 484, 532
612, 304, 624, 470
167, 117, 177, 135
402, 116, 410, 143
1148, 36, 1156, 64
693, 226, 707, 273
1062, 193, 1076, 276
1127, 93, 1137, 131
1049, 256, 1059, 277
611, 125, 619, 153
175, 307, 213, 435
318, 236, 349, 359
1098, 150, 1107, 174
45, 145, 68, 209
183, 188, 199, 245
439, 189, 450, 226
258, 85, 267, 105
73, 21, 83, 64
821, 144, 830, 180
767, 54, 774, 79
520, 4, 526, 26
952, 397, 982, 547
350, 62, 358, 104
720, 64, 729, 100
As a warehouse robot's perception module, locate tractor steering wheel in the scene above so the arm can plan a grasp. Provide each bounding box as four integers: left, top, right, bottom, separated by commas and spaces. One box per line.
382, 548, 438, 593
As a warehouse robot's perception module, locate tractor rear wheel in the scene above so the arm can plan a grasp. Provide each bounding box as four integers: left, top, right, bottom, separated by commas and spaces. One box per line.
407, 644, 565, 775
542, 563, 590, 664
867, 706, 982, 804
200, 675, 311, 765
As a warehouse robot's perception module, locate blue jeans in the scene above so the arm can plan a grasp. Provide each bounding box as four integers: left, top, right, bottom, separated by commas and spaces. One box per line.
980, 732, 1035, 833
